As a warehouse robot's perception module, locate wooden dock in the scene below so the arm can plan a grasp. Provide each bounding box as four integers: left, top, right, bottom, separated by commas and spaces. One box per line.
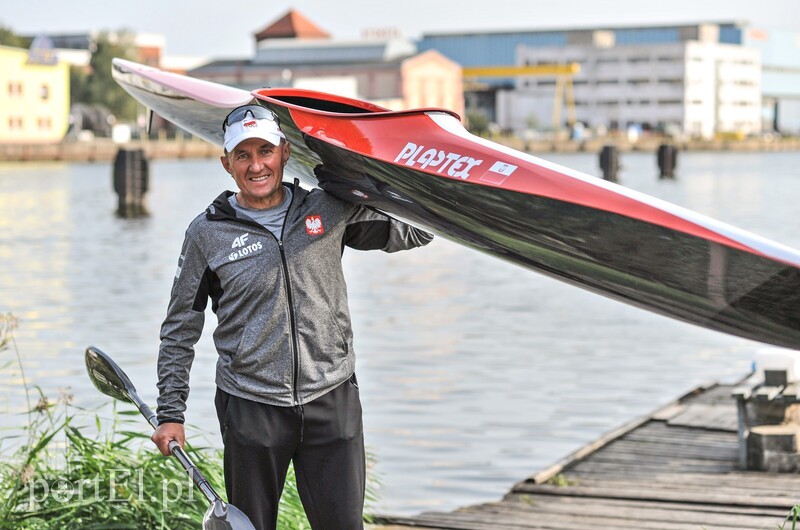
377, 382, 799, 529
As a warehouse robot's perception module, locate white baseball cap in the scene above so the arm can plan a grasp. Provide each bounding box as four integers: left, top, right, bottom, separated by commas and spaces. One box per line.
223, 105, 286, 152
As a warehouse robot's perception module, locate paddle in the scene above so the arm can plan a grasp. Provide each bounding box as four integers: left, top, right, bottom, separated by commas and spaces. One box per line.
85, 346, 256, 530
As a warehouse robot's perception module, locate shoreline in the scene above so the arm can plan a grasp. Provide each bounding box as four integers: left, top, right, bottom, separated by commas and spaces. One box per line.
0, 136, 798, 163
495, 135, 800, 154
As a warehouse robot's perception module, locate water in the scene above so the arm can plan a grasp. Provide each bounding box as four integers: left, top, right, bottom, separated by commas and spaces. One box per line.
0, 151, 798, 515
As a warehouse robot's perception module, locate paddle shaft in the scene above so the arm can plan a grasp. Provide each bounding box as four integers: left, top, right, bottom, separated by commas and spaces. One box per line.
130, 391, 220, 505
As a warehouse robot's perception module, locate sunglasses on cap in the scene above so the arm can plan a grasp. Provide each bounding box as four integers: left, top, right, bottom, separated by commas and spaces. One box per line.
222, 105, 281, 132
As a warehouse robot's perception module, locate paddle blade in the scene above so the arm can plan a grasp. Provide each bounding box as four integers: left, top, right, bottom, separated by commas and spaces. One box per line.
204, 500, 257, 530
85, 346, 137, 403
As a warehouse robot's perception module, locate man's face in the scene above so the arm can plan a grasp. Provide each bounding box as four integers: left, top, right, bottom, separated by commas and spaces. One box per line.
221, 138, 291, 209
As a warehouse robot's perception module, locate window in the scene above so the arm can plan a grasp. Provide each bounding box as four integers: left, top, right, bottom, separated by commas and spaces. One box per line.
40, 84, 49, 101
7, 117, 23, 129
7, 82, 23, 97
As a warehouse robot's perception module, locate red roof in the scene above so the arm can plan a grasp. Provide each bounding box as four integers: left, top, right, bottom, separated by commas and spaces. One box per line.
254, 9, 331, 41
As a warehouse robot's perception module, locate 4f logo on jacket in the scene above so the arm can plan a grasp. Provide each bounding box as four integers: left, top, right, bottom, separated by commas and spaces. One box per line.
232, 233, 249, 248
229, 233, 263, 261
305, 215, 324, 236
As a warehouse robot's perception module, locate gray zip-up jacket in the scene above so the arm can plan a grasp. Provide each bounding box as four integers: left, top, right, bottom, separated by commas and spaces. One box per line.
156, 181, 432, 424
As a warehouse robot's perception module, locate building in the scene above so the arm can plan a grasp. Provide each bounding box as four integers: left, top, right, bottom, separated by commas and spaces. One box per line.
420, 22, 800, 136
0, 41, 70, 143
30, 32, 167, 69
504, 34, 761, 138
189, 10, 464, 116
741, 27, 800, 133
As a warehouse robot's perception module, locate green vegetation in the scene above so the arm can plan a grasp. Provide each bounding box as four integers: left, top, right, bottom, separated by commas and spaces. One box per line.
0, 26, 32, 49
465, 110, 490, 137
70, 31, 139, 121
0, 313, 375, 529
781, 505, 800, 530
544, 473, 576, 487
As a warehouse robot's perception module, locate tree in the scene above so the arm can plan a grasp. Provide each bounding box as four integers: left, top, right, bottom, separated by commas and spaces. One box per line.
466, 110, 491, 137
71, 31, 138, 121
0, 25, 32, 48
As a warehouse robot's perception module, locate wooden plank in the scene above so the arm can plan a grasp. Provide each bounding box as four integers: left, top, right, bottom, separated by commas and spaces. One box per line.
650, 403, 687, 421
538, 476, 800, 502
527, 383, 719, 485
666, 403, 739, 431
494, 496, 785, 527
503, 492, 787, 517
376, 378, 800, 530
560, 473, 800, 494
513, 483, 797, 509
383, 500, 782, 530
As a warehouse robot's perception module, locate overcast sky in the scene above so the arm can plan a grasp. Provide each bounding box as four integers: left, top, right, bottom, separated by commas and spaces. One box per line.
2, 0, 798, 59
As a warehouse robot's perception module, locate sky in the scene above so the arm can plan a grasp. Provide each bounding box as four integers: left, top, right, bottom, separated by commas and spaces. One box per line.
2, 0, 799, 59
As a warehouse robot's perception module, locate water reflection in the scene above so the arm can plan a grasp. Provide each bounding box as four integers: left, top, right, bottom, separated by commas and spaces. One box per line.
0, 152, 798, 514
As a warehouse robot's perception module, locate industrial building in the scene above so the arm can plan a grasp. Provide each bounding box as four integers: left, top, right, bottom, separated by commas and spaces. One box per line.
419, 22, 800, 137
507, 35, 762, 138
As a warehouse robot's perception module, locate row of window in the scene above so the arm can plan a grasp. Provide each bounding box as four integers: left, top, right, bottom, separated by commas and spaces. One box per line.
6, 82, 51, 100
525, 78, 757, 89
524, 56, 756, 68
6, 117, 53, 130
570, 99, 685, 107
524, 78, 684, 87
524, 56, 685, 66
569, 99, 756, 108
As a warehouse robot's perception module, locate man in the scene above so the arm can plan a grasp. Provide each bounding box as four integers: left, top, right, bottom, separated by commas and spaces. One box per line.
151, 104, 432, 529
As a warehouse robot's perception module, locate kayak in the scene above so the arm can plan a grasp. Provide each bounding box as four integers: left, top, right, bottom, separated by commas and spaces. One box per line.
112, 58, 800, 349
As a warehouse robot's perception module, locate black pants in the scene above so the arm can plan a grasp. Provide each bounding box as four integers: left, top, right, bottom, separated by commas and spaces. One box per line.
214, 375, 365, 530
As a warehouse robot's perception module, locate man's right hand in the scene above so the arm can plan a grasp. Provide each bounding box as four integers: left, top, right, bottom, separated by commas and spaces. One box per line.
151, 422, 185, 456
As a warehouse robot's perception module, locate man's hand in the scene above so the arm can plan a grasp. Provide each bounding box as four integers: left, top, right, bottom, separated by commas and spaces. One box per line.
151, 422, 185, 456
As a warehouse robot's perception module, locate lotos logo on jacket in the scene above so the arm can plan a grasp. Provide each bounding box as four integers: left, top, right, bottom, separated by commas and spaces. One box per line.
305, 215, 324, 236
228, 232, 263, 261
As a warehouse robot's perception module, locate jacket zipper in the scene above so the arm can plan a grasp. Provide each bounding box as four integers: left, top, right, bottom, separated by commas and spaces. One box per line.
219, 183, 301, 405
277, 183, 301, 405
277, 239, 301, 405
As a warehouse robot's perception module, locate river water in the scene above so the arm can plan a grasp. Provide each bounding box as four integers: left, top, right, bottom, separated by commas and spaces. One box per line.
0, 150, 798, 515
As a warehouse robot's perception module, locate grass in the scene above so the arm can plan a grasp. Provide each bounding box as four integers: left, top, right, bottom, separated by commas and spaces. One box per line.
780, 505, 800, 530
0, 312, 377, 529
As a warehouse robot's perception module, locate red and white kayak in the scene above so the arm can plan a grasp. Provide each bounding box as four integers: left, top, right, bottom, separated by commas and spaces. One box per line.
112, 58, 800, 349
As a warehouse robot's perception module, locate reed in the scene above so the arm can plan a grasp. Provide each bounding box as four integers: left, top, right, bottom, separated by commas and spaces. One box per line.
0, 313, 374, 529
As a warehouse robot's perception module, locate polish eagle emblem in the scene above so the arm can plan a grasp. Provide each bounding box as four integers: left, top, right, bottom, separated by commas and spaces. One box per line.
305, 215, 324, 235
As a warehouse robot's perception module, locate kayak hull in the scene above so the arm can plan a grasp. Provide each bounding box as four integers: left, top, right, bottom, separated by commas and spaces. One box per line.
112, 58, 800, 349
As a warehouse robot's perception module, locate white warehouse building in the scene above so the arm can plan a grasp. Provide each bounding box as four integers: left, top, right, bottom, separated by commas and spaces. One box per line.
497, 30, 762, 139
